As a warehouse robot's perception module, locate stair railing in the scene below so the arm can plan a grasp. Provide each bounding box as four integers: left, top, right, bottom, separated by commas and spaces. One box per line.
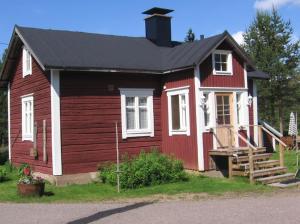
259, 125, 287, 167
226, 126, 257, 184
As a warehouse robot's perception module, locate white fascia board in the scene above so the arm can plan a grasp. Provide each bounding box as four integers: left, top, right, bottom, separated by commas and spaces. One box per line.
51, 70, 62, 176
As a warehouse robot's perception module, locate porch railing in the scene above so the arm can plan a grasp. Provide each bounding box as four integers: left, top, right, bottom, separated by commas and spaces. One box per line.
211, 125, 288, 184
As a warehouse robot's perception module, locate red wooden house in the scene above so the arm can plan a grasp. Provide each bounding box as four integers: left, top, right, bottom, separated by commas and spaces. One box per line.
1, 8, 278, 184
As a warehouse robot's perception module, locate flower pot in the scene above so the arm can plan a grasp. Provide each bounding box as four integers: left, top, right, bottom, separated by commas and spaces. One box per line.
17, 182, 45, 197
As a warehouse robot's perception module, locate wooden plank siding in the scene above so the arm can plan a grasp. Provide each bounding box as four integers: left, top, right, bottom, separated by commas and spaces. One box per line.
200, 41, 245, 87
10, 51, 52, 174
60, 72, 162, 174
161, 69, 198, 170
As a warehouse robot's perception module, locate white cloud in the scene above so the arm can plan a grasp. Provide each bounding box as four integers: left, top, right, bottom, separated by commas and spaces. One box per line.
232, 31, 245, 45
254, 0, 300, 10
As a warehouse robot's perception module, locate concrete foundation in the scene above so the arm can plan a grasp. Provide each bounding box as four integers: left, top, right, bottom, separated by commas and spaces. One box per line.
33, 172, 99, 186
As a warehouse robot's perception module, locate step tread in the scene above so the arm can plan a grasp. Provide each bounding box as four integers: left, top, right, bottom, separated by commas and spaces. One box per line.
235, 160, 280, 170
233, 153, 273, 162
256, 173, 295, 184
253, 166, 286, 174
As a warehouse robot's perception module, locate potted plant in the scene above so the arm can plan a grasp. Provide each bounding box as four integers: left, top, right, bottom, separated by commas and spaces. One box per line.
17, 164, 45, 197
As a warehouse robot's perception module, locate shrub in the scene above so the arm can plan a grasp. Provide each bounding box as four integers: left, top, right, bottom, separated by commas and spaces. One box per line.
99, 150, 188, 189
0, 167, 7, 182
0, 147, 8, 165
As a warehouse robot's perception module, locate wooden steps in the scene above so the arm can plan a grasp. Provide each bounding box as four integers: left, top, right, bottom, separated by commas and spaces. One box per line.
234, 160, 280, 170
252, 167, 287, 178
256, 173, 295, 184
233, 153, 273, 163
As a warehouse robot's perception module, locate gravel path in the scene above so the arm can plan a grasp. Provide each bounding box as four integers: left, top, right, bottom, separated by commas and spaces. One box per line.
1, 192, 300, 224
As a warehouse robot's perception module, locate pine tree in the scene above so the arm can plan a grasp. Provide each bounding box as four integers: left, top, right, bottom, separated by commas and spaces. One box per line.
184, 28, 195, 42
0, 49, 7, 146
242, 8, 300, 134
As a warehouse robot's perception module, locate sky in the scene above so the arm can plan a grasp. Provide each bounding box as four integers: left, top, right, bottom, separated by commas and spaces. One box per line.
0, 0, 300, 56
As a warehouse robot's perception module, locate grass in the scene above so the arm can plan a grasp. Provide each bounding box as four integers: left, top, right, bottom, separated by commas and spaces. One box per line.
271, 149, 299, 173
0, 165, 270, 203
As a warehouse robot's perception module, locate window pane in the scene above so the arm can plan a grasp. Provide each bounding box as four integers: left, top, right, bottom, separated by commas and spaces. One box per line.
139, 108, 148, 129
221, 63, 227, 71
126, 97, 134, 106
139, 97, 147, 106
223, 96, 229, 105
126, 108, 135, 130
215, 62, 221, 71
214, 54, 221, 63
221, 54, 227, 63
224, 115, 231, 124
171, 95, 180, 130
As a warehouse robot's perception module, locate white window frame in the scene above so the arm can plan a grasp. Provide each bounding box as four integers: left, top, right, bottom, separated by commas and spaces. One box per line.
212, 50, 233, 75
21, 94, 34, 141
22, 47, 32, 77
120, 88, 154, 139
202, 92, 213, 130
166, 86, 190, 136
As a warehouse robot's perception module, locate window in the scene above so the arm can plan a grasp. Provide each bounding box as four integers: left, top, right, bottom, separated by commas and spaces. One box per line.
216, 95, 231, 125
212, 50, 232, 75
203, 93, 210, 127
22, 47, 32, 77
21, 95, 34, 141
167, 87, 190, 136
120, 88, 154, 139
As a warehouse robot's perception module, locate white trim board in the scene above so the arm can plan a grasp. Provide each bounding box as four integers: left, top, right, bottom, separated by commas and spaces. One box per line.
194, 65, 205, 171
51, 70, 62, 176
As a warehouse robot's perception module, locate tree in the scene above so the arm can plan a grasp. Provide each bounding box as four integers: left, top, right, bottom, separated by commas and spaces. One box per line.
184, 28, 195, 42
242, 8, 300, 134
0, 49, 7, 147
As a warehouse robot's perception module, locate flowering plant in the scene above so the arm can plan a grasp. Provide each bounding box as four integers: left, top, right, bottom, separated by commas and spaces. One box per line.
18, 164, 44, 184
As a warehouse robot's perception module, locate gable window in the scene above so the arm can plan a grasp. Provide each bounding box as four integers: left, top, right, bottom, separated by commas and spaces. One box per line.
120, 88, 154, 139
21, 95, 34, 141
22, 47, 32, 77
212, 50, 232, 75
167, 87, 190, 136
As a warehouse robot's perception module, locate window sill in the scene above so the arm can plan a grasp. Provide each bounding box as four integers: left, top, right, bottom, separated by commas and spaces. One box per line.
22, 136, 33, 142
213, 71, 233, 76
123, 130, 154, 139
170, 129, 189, 136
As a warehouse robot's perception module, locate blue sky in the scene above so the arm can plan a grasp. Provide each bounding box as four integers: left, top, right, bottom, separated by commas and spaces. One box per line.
0, 0, 300, 56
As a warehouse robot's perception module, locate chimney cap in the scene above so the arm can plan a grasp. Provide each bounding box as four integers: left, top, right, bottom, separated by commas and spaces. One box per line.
142, 7, 173, 15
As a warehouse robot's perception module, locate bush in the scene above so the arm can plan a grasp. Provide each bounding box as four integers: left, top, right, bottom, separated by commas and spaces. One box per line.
99, 150, 188, 189
0, 147, 8, 165
0, 167, 7, 182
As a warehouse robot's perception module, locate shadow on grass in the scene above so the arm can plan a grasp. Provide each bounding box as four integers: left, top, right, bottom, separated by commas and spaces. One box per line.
43, 191, 55, 197
67, 202, 153, 224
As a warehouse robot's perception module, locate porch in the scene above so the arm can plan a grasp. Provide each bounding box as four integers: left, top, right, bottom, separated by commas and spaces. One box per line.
208, 125, 295, 184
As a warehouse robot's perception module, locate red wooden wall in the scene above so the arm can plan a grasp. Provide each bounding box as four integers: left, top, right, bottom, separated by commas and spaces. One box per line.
60, 72, 162, 174
200, 41, 245, 88
161, 69, 198, 170
10, 50, 52, 174
202, 132, 213, 170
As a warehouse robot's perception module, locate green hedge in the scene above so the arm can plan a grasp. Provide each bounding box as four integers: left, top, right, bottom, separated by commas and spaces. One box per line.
99, 150, 188, 189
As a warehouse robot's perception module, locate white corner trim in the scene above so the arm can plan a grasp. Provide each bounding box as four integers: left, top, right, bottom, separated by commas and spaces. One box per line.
7, 82, 11, 161
194, 66, 205, 171
243, 62, 248, 89
119, 88, 154, 139
253, 81, 258, 145
51, 70, 62, 176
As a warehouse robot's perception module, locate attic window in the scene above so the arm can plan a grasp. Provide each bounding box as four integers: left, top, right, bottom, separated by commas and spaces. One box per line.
22, 47, 32, 77
212, 50, 232, 75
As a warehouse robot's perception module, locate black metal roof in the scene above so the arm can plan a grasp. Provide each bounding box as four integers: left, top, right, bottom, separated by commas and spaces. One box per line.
0, 25, 269, 81
142, 7, 174, 15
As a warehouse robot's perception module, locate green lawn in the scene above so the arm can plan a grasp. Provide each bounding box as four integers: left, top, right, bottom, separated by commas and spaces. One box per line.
0, 165, 270, 203
271, 150, 299, 173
